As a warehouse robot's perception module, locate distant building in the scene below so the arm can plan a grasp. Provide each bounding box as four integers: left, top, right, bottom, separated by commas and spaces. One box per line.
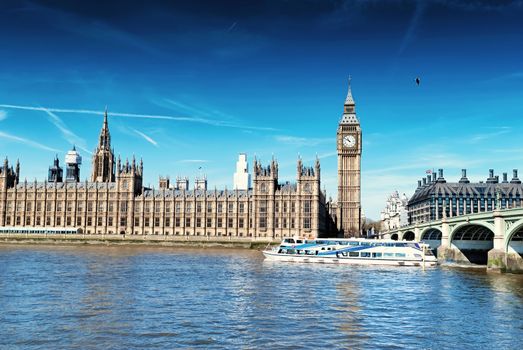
233, 153, 251, 190
408, 168, 523, 225
0, 83, 365, 239
380, 191, 409, 230
0, 112, 326, 239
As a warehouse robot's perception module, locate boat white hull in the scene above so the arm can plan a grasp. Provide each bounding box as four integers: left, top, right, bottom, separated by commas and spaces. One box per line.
263, 250, 438, 267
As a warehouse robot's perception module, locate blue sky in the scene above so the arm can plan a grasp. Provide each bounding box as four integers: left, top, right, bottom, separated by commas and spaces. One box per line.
0, 0, 522, 220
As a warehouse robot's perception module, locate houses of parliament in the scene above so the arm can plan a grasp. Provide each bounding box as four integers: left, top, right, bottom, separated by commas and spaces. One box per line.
0, 83, 362, 239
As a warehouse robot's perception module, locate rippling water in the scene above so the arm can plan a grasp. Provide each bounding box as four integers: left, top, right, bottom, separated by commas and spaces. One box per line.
0, 244, 522, 349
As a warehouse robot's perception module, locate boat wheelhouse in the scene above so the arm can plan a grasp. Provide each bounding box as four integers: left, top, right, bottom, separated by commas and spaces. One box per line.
263, 237, 438, 267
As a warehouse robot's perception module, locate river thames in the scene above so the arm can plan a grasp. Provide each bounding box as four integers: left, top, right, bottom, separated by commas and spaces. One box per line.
0, 245, 521, 349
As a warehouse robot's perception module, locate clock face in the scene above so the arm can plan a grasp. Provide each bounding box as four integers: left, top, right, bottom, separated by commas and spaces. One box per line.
343, 135, 356, 148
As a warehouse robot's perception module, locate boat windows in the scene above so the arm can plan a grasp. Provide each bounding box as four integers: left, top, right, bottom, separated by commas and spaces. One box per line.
286, 249, 296, 254
384, 253, 394, 257
372, 252, 382, 258
360, 252, 371, 258
349, 252, 359, 257
395, 253, 406, 258
414, 254, 422, 258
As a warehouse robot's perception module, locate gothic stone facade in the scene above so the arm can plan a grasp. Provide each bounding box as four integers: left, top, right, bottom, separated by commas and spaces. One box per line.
380, 191, 409, 231
0, 114, 327, 239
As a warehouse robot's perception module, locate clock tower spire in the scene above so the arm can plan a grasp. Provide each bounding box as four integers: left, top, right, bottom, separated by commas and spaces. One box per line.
337, 77, 362, 237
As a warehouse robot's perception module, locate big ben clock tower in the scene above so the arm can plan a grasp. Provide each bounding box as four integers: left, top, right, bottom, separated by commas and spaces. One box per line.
337, 78, 362, 237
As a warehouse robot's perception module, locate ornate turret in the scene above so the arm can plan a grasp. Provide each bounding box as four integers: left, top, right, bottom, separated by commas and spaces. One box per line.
48, 156, 63, 183
0, 157, 19, 190
297, 156, 303, 177
91, 108, 116, 182
315, 155, 321, 178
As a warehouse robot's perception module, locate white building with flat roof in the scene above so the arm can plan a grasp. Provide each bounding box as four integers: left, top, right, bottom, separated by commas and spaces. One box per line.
233, 153, 251, 190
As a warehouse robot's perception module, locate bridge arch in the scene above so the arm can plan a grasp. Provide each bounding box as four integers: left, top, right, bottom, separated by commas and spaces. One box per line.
449, 221, 495, 242
450, 223, 494, 265
390, 233, 399, 241
420, 227, 442, 255
401, 231, 415, 241
421, 227, 442, 240
505, 219, 523, 258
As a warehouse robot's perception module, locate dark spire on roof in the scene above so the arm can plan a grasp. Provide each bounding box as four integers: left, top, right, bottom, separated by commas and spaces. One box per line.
511, 169, 521, 184
459, 169, 470, 184
99, 107, 111, 150
487, 169, 498, 184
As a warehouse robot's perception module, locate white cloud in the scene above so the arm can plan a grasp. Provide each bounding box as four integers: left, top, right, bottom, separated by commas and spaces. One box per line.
274, 135, 335, 147
177, 159, 209, 163
465, 127, 511, 144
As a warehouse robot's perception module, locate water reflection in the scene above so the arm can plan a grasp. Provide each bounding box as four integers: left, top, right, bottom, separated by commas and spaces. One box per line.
334, 277, 367, 348
0, 245, 522, 349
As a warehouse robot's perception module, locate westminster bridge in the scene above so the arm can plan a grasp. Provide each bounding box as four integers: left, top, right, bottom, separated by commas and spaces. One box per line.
382, 207, 523, 273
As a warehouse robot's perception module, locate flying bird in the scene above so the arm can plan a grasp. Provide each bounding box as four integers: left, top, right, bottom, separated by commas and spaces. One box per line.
415, 77, 420, 86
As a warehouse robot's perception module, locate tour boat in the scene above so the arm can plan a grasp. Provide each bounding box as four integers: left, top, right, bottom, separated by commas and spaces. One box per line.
263, 237, 438, 267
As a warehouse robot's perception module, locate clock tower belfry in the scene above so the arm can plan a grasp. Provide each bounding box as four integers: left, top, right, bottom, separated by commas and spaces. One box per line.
337, 78, 362, 237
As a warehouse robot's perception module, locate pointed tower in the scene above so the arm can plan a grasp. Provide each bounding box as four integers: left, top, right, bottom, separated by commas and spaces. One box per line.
91, 108, 116, 182
337, 77, 362, 237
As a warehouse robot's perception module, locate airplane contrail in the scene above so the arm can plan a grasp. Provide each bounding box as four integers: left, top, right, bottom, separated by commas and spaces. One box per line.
0, 104, 276, 131
0, 130, 60, 152
133, 129, 158, 147
0, 104, 194, 121
41, 107, 92, 155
